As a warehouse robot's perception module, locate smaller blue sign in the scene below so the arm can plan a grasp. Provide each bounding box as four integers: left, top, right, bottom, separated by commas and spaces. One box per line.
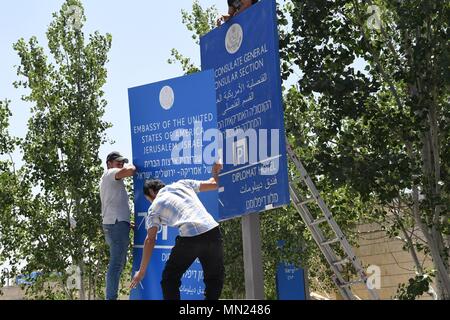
276, 263, 306, 300
16, 272, 41, 285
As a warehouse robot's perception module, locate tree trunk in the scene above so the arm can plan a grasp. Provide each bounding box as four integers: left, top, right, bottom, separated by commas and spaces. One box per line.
78, 260, 86, 300
411, 184, 450, 299
60, 278, 72, 300
86, 262, 92, 301
422, 108, 450, 298
406, 141, 450, 299
394, 204, 423, 274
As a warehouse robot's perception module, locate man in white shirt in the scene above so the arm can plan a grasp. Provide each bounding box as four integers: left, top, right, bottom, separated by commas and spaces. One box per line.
130, 162, 224, 300
100, 151, 136, 300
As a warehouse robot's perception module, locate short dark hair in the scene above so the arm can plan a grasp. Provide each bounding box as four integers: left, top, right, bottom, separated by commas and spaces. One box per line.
228, 0, 238, 7
143, 179, 166, 196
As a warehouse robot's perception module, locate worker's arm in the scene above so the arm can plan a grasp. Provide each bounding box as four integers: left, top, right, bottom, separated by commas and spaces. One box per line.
216, 5, 237, 26
130, 226, 158, 289
115, 164, 136, 180
199, 162, 223, 192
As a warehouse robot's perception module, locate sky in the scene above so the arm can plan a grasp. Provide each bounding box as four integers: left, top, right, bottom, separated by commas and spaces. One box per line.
0, 0, 229, 167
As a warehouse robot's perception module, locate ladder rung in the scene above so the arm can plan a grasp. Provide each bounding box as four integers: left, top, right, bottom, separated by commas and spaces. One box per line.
321, 237, 340, 246
300, 197, 315, 205
287, 141, 380, 300
332, 258, 349, 266
339, 279, 364, 288
310, 217, 327, 226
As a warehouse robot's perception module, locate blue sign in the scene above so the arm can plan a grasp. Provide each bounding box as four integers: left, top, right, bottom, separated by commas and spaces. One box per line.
276, 262, 307, 300
128, 70, 219, 299
200, 0, 290, 220
16, 272, 41, 286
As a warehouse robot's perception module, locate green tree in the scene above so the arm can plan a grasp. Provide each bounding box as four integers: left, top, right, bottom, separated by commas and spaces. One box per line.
279, 0, 449, 299
0, 100, 19, 214
0, 99, 24, 292
5, 0, 113, 299
167, 0, 218, 74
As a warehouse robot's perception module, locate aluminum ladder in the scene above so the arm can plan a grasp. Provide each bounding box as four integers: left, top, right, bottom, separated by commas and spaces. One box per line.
286, 140, 380, 300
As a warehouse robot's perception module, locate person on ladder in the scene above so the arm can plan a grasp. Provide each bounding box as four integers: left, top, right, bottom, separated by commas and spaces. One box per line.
217, 0, 259, 26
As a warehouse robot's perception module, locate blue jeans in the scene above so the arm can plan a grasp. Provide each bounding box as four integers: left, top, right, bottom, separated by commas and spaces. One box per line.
103, 221, 130, 300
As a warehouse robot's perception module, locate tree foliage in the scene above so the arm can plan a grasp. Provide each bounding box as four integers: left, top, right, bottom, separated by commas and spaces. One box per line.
0, 99, 23, 292
280, 0, 449, 299
167, 1, 219, 74
1, 0, 114, 299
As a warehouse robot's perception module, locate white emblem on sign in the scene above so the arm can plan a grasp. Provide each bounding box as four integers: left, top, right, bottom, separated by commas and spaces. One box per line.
225, 24, 243, 54
159, 86, 174, 110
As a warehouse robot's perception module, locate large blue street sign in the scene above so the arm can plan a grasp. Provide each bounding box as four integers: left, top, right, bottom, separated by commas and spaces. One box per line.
200, 0, 290, 220
128, 70, 218, 299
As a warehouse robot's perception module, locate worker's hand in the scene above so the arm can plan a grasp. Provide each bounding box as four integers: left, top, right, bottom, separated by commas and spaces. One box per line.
216, 14, 231, 27
124, 163, 136, 170
130, 270, 145, 289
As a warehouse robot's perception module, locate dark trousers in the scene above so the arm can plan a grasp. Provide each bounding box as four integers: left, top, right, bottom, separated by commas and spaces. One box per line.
161, 226, 224, 300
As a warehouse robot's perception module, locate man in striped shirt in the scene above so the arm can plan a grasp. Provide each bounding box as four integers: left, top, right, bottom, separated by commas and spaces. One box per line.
130, 162, 224, 300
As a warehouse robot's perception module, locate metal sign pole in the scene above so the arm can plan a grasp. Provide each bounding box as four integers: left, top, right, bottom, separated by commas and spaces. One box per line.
242, 213, 265, 299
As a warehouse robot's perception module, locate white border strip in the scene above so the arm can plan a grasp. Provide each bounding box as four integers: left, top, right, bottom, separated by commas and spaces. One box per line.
219, 154, 282, 177
134, 245, 173, 250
